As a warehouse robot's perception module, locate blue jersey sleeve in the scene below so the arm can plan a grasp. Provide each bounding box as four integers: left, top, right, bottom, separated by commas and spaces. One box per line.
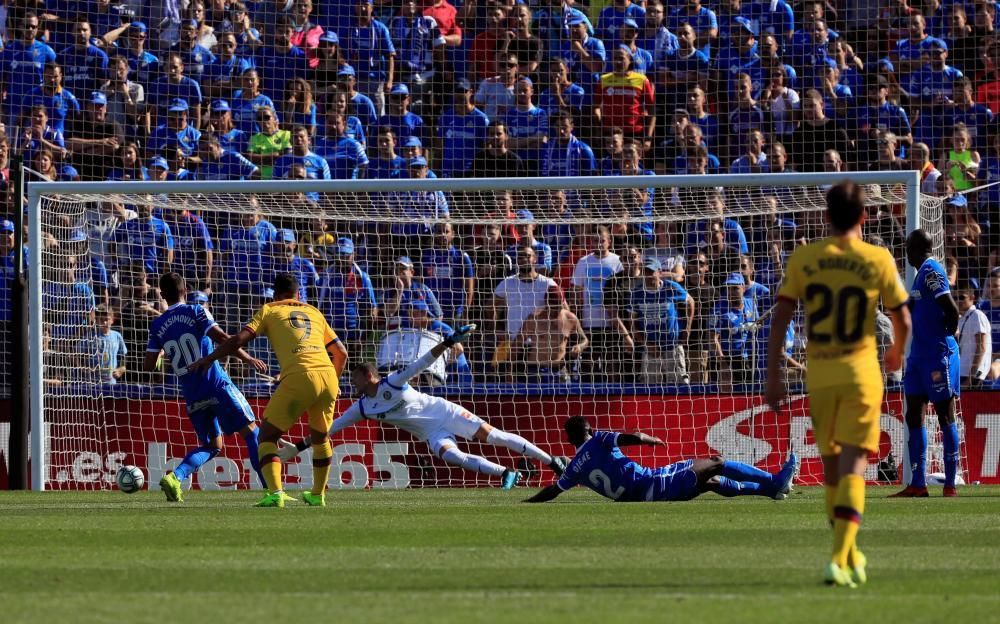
556, 450, 588, 490
591, 430, 620, 449
194, 305, 218, 335
923, 260, 950, 299
146, 320, 162, 352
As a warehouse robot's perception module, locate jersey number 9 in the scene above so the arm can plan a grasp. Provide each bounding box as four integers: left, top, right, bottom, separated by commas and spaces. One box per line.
806, 284, 868, 344
289, 311, 312, 341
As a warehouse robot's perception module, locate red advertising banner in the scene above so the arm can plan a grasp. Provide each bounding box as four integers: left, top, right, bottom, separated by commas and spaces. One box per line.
1, 393, 998, 490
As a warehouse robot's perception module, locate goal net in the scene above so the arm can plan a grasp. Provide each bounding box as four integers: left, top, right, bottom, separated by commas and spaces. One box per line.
28, 172, 959, 491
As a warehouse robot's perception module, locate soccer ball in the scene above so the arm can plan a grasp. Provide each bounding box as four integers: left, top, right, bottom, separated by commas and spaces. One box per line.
116, 465, 145, 493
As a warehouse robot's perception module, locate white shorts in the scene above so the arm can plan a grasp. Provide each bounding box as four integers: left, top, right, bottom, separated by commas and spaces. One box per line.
424, 400, 485, 457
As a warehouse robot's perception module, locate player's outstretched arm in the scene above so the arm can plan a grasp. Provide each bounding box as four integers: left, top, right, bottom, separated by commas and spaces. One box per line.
188, 328, 255, 373
523, 484, 563, 503
207, 325, 267, 374
617, 432, 666, 447
764, 298, 797, 413
327, 339, 348, 375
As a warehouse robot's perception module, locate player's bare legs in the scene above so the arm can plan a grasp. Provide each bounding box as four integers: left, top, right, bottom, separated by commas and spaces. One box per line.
473, 422, 567, 476
256, 420, 296, 506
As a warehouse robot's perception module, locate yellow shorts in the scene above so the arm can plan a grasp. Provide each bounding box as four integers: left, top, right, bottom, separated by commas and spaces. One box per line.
808, 383, 884, 455
264, 369, 340, 433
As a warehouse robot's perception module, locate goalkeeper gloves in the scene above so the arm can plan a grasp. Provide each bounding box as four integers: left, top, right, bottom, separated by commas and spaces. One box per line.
442, 324, 476, 347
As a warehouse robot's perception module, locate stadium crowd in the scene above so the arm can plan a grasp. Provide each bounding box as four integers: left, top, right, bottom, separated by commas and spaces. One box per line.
1, 0, 1000, 392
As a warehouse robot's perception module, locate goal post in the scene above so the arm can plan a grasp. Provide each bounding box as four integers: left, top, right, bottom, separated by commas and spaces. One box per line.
28, 170, 949, 492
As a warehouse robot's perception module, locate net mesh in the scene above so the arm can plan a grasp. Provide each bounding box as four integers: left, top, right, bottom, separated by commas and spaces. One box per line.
30, 176, 961, 490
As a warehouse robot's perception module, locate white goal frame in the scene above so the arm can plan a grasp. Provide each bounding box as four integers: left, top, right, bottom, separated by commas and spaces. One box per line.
26, 170, 923, 491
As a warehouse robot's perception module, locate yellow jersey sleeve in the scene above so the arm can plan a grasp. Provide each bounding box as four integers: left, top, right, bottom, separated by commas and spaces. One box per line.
244, 303, 271, 337
879, 248, 909, 310
777, 247, 805, 302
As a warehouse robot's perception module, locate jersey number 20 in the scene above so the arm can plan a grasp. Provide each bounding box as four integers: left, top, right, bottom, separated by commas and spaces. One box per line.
805, 284, 868, 344
163, 333, 202, 376
589, 469, 625, 500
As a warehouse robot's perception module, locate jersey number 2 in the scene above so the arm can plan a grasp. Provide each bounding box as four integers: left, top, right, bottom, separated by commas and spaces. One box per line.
163, 334, 202, 376
589, 470, 625, 500
805, 284, 868, 343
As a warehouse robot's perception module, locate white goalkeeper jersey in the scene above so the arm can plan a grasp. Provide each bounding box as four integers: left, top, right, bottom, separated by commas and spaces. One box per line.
330, 350, 456, 441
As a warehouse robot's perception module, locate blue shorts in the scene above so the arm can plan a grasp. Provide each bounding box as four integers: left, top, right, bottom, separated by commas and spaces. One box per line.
904, 349, 960, 403
187, 385, 256, 445
644, 460, 700, 502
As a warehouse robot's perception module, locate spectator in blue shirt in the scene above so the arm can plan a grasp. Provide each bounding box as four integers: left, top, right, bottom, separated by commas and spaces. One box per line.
383, 255, 443, 330
168, 19, 217, 80
561, 15, 607, 91
686, 192, 749, 255
59, 17, 109, 95
266, 229, 320, 303
318, 237, 379, 345
749, 0, 794, 43
368, 126, 405, 178
619, 19, 655, 75
949, 76, 994, 152
730, 128, 768, 173
0, 14, 57, 127
313, 112, 369, 179
322, 88, 368, 145
389, 0, 445, 111
340, 0, 397, 115
658, 23, 711, 107
503, 77, 549, 174
23, 63, 80, 136
205, 99, 251, 154
599, 0, 647, 47
163, 207, 214, 291
122, 22, 161, 86
669, 0, 718, 57
711, 272, 759, 389
390, 156, 449, 237
20, 105, 67, 165
217, 207, 277, 330
508, 209, 554, 275
541, 111, 597, 177
436, 77, 490, 177
377, 83, 425, 144
148, 99, 203, 157
148, 53, 204, 128
628, 257, 691, 385
113, 202, 175, 277
282, 77, 319, 135
336, 65, 379, 131
232, 68, 277, 135
106, 141, 148, 181
273, 125, 333, 179
856, 74, 913, 146
893, 14, 947, 78
75, 305, 127, 385
422, 222, 475, 323
538, 58, 587, 118
193, 133, 260, 180
252, 16, 311, 98
203, 30, 253, 101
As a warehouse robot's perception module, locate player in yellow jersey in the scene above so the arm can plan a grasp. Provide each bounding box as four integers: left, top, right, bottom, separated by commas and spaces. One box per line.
765, 181, 912, 588
190, 272, 349, 508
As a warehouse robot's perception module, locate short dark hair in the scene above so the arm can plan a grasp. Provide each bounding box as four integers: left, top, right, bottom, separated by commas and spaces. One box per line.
272, 272, 299, 298
826, 181, 866, 232
159, 272, 186, 304
564, 416, 590, 444
352, 362, 378, 376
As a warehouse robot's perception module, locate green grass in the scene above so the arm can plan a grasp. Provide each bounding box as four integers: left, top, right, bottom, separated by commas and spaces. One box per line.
1, 486, 999, 624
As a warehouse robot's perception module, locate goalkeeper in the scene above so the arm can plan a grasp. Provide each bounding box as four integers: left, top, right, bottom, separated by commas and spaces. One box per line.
280, 324, 567, 489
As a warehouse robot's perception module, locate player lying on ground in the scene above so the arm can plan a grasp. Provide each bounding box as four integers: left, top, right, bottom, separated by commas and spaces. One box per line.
190, 272, 349, 508
892, 229, 962, 498
523, 416, 797, 503
279, 325, 566, 488
144, 273, 269, 501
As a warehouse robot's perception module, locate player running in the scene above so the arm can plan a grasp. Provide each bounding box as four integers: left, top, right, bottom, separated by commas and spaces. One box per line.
766, 181, 911, 588
279, 325, 567, 488
189, 272, 349, 508
144, 273, 269, 501
522, 416, 798, 503
891, 230, 962, 498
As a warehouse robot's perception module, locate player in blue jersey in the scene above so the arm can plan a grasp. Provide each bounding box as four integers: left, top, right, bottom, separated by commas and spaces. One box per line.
892, 230, 962, 497
144, 273, 269, 501
525, 416, 798, 503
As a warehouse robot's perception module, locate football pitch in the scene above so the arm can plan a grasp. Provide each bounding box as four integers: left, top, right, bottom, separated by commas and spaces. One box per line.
1, 487, 998, 624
